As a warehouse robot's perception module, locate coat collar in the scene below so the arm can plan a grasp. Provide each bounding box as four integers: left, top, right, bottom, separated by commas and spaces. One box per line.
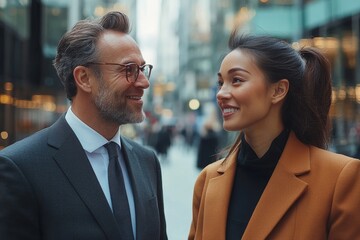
242, 132, 310, 239
203, 132, 310, 240
202, 148, 237, 240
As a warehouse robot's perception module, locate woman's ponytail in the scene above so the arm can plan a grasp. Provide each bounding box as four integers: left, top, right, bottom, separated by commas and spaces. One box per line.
297, 47, 332, 149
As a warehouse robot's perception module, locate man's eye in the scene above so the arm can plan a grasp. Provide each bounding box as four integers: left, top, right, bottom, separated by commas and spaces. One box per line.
126, 65, 137, 75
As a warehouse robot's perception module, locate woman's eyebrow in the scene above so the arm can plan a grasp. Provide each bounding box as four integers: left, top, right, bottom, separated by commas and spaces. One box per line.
228, 67, 250, 75
217, 67, 251, 77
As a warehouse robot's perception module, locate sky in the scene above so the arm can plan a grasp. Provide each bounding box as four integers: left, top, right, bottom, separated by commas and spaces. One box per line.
136, 0, 161, 66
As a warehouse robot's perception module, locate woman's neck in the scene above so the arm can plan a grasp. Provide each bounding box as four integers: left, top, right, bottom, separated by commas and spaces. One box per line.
244, 124, 285, 158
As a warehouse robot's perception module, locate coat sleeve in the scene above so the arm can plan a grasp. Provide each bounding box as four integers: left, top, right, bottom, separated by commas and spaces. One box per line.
0, 155, 40, 240
328, 159, 360, 239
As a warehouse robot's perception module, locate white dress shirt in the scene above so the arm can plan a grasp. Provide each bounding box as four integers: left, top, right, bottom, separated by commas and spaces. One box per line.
65, 107, 136, 238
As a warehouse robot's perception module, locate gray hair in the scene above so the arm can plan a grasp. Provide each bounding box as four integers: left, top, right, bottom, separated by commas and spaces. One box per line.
53, 11, 130, 100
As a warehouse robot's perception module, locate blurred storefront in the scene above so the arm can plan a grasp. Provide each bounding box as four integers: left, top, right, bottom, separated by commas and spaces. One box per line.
247, 0, 360, 155
306, 2, 360, 156
0, 0, 136, 149
2, 0, 360, 155
170, 0, 360, 156
249, 0, 360, 157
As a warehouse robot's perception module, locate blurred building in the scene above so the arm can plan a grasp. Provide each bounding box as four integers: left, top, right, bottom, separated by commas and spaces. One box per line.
156, 0, 360, 155
2, 0, 360, 155
243, 0, 360, 155
0, 0, 136, 148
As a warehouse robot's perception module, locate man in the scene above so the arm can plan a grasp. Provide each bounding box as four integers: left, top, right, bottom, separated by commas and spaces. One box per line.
0, 11, 167, 240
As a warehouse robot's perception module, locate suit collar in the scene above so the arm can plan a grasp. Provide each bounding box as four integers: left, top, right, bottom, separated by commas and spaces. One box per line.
49, 117, 161, 239
48, 116, 122, 239
65, 107, 122, 153
203, 132, 310, 239
120, 137, 158, 239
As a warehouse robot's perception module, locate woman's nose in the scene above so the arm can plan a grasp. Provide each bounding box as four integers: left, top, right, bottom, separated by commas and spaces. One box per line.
216, 86, 231, 101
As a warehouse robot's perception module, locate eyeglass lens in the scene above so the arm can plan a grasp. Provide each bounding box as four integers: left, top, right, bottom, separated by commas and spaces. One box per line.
126, 64, 151, 82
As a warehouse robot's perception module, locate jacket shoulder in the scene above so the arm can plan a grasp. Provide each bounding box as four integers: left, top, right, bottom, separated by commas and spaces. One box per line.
121, 136, 156, 156
0, 127, 50, 158
309, 146, 358, 168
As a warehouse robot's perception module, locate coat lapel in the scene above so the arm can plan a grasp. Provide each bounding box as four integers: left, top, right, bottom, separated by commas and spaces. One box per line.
48, 116, 121, 239
242, 132, 310, 240
202, 151, 238, 240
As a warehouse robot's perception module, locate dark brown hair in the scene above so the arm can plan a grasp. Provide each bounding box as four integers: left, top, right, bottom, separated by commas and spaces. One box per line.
53, 11, 130, 100
224, 33, 332, 157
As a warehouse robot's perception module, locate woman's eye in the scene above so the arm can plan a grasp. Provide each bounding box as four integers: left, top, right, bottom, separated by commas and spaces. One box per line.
233, 78, 243, 83
217, 80, 223, 87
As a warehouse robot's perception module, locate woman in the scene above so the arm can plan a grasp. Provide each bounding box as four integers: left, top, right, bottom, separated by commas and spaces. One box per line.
188, 34, 360, 240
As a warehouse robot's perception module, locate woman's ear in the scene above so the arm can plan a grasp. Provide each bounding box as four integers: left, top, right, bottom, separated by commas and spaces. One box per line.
271, 79, 289, 104
73, 66, 92, 93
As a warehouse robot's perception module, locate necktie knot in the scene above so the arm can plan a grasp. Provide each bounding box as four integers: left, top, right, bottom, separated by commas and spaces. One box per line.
105, 142, 119, 161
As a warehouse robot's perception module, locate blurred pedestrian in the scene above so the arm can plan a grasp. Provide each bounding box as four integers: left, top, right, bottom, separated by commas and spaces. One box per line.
179, 113, 198, 150
196, 122, 220, 169
155, 125, 173, 161
188, 33, 360, 240
196, 104, 221, 169
0, 11, 167, 240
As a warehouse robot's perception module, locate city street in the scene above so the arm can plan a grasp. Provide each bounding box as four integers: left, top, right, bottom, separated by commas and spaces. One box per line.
160, 138, 201, 240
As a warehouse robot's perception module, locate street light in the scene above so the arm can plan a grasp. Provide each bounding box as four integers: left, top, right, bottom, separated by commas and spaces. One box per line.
188, 98, 200, 110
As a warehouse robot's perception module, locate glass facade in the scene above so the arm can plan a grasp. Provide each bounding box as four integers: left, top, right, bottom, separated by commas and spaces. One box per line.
301, 1, 360, 156
1, 0, 360, 156
0, 0, 136, 148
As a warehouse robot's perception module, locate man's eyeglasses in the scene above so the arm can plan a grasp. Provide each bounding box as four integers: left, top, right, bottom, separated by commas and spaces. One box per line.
88, 62, 153, 83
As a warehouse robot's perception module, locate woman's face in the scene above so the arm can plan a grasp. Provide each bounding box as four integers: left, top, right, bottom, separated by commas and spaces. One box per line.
217, 49, 276, 132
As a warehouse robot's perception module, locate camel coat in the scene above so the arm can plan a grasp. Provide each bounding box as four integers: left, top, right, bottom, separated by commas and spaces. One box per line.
188, 132, 360, 240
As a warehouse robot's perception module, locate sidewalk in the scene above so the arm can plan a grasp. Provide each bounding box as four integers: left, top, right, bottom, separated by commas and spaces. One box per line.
160, 138, 200, 240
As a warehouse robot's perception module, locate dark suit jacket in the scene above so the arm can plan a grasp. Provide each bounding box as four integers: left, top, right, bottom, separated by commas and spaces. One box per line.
189, 132, 360, 240
0, 115, 167, 240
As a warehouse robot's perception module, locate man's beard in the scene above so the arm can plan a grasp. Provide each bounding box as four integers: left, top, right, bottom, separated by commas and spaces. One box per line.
94, 84, 145, 125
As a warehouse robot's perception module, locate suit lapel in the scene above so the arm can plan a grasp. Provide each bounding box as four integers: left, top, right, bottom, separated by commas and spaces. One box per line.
121, 137, 154, 239
242, 132, 310, 240
203, 151, 238, 240
48, 116, 121, 239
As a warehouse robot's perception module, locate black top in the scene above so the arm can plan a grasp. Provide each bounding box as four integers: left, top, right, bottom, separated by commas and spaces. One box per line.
226, 129, 290, 240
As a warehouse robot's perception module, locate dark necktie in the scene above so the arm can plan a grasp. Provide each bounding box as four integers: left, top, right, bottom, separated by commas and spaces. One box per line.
105, 142, 134, 239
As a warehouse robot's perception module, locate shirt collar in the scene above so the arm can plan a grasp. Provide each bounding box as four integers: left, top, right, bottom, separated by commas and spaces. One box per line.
237, 129, 290, 170
65, 107, 121, 153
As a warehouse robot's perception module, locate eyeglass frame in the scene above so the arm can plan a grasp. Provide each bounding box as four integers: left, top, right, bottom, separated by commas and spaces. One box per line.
87, 62, 153, 83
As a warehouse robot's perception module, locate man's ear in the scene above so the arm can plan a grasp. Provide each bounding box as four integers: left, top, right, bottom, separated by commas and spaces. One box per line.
271, 79, 289, 104
73, 66, 92, 93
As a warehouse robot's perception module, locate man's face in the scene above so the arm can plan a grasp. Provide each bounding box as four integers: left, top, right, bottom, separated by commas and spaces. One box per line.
92, 30, 150, 125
